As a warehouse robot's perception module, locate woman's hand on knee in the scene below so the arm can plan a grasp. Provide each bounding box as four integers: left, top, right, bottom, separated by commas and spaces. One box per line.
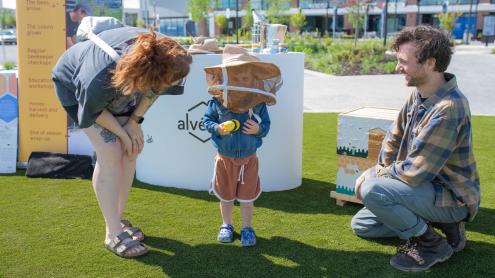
123, 120, 144, 155
118, 133, 133, 157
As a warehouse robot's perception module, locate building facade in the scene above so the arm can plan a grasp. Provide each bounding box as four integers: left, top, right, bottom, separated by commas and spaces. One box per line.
122, 0, 494, 39
123, 0, 195, 36
208, 0, 495, 39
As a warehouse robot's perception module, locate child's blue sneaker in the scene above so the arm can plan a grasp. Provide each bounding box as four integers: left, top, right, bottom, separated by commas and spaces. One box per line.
217, 224, 234, 243
240, 227, 256, 247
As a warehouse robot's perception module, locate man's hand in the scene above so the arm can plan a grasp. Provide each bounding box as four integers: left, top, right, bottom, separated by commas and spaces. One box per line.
242, 119, 260, 135
123, 119, 144, 155
355, 167, 375, 201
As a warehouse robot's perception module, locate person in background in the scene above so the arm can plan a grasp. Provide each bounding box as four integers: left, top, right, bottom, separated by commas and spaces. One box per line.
66, 4, 88, 48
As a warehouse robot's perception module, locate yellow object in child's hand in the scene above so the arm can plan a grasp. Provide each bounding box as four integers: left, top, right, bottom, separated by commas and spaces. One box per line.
222, 119, 240, 132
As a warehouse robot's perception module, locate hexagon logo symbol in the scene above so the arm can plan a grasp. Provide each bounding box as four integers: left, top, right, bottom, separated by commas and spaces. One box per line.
0, 94, 17, 123
177, 101, 211, 143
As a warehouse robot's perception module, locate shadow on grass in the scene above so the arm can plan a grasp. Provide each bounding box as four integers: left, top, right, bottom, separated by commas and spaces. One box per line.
134, 178, 359, 216
137, 235, 495, 277
134, 176, 495, 236
138, 235, 390, 277
465, 207, 495, 237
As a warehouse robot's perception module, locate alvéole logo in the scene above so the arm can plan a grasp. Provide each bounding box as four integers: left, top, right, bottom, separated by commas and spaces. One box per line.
178, 101, 211, 143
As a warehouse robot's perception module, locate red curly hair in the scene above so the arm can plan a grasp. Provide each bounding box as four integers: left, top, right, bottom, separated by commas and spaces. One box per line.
112, 29, 192, 96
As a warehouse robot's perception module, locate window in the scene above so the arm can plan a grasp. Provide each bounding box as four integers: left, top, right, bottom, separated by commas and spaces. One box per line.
251, 0, 270, 10
159, 18, 190, 37
299, 0, 328, 9
213, 0, 238, 10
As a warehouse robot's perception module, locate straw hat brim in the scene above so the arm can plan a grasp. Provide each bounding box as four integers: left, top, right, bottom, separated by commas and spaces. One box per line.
188, 49, 223, 54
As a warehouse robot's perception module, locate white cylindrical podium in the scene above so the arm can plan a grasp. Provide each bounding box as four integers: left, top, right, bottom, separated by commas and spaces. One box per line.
136, 52, 304, 191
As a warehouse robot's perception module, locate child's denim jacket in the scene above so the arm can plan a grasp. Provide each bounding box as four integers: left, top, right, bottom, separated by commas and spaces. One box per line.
203, 98, 271, 158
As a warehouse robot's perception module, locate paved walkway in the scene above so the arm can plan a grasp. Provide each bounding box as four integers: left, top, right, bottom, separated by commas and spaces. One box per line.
303, 43, 495, 115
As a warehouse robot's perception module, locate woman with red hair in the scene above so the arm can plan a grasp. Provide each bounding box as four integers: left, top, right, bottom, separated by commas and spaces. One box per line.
52, 27, 192, 258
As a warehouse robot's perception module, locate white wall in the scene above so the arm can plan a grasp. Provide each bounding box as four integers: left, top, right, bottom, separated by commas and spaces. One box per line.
0, 0, 16, 10
137, 53, 305, 192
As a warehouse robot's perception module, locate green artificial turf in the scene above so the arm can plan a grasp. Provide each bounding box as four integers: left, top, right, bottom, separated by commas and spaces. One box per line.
1, 113, 494, 277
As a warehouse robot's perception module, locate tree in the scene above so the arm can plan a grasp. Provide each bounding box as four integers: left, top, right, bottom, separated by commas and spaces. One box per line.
187, 0, 213, 36
347, 0, 366, 47
136, 18, 145, 28
241, 0, 253, 32
187, 0, 211, 22
215, 15, 227, 33
1, 10, 16, 28
436, 11, 462, 33
290, 10, 306, 33
266, 0, 290, 25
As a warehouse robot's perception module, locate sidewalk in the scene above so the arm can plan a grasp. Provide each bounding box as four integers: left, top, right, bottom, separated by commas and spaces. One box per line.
303, 44, 495, 115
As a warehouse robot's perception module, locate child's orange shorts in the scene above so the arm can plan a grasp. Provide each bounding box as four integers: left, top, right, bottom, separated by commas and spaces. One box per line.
210, 153, 261, 202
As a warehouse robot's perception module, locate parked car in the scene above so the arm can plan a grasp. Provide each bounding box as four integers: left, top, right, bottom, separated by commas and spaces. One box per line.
0, 29, 16, 45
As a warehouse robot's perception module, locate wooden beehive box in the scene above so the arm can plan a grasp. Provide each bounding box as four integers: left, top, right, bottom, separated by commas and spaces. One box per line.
331, 107, 399, 206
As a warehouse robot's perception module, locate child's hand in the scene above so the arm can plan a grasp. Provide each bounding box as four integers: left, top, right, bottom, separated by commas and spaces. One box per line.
217, 123, 230, 136
242, 119, 260, 135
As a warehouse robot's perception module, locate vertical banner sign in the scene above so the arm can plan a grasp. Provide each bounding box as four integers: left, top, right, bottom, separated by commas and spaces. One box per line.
0, 72, 18, 173
16, 0, 67, 162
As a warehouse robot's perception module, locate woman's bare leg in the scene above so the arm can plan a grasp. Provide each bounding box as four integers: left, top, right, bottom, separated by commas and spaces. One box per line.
84, 124, 145, 255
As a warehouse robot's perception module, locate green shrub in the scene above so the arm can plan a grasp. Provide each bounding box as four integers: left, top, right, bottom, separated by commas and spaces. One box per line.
326, 63, 345, 75
289, 37, 396, 75
379, 61, 397, 74
361, 56, 378, 75
215, 15, 227, 32
174, 37, 193, 46
3, 62, 15, 70
293, 45, 314, 54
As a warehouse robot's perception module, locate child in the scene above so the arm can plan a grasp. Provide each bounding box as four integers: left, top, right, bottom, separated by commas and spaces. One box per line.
203, 99, 271, 246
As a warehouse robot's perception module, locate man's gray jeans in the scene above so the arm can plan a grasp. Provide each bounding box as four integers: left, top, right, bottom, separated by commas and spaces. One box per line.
351, 177, 469, 240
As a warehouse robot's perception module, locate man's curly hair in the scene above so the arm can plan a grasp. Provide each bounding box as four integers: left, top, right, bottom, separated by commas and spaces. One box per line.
392, 25, 453, 72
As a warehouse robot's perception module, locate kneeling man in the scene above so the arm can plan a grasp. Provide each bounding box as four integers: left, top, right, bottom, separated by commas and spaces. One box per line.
351, 25, 480, 272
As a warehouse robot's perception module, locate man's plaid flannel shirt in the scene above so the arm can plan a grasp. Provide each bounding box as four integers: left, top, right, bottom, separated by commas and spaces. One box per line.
376, 73, 480, 221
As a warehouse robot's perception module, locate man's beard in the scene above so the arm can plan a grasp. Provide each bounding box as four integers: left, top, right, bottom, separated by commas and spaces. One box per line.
405, 73, 428, 87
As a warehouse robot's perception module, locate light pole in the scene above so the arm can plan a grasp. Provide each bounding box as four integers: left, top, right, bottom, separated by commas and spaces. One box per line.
325, 0, 330, 36
442, 0, 448, 13
382, 0, 390, 46
144, 0, 149, 26
416, 0, 421, 25
235, 0, 239, 44
473, 0, 480, 41
356, 0, 361, 40
152, 1, 157, 30
394, 0, 398, 32
0, 20, 6, 65
333, 6, 338, 39
226, 8, 231, 39
466, 0, 474, 44
364, 3, 369, 38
